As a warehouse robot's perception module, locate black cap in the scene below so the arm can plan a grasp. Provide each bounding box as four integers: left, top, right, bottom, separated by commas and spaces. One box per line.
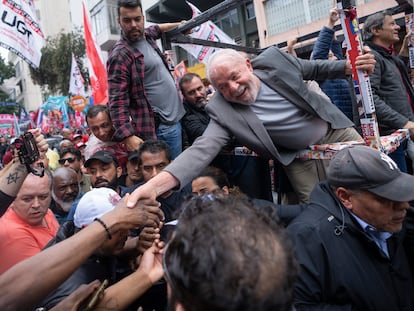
84, 150, 119, 168
128, 151, 140, 161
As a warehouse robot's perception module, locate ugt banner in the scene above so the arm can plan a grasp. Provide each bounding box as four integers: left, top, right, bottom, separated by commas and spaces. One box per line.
0, 0, 45, 68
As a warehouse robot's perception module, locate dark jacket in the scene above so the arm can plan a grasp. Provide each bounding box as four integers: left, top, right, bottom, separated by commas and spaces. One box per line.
287, 181, 414, 311
312, 26, 355, 122
252, 198, 306, 227
366, 42, 414, 135
0, 190, 14, 217
38, 221, 117, 310
182, 100, 210, 145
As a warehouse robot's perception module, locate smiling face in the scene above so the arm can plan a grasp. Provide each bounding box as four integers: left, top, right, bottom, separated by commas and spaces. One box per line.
118, 5, 145, 42
372, 15, 401, 47
209, 54, 260, 105
11, 174, 52, 226
338, 188, 409, 233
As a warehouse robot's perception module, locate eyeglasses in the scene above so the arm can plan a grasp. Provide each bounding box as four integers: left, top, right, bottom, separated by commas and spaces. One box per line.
58, 157, 76, 165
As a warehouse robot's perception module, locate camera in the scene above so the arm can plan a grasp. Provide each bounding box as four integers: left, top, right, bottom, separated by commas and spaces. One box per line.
14, 132, 44, 177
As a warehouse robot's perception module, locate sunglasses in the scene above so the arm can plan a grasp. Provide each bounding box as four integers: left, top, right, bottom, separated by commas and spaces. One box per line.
58, 157, 77, 165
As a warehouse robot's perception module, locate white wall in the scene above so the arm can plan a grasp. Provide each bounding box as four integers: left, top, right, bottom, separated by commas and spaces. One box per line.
35, 0, 72, 38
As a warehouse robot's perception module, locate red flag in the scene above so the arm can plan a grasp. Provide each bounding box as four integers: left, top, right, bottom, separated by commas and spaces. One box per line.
82, 2, 108, 105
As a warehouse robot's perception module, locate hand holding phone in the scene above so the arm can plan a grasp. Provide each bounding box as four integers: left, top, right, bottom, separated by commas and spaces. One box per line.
84, 279, 108, 311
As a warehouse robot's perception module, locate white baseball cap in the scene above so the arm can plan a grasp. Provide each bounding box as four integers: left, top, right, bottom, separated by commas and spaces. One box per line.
74, 187, 121, 228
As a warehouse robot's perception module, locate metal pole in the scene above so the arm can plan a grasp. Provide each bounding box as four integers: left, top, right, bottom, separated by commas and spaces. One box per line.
161, 0, 261, 54
167, 0, 251, 36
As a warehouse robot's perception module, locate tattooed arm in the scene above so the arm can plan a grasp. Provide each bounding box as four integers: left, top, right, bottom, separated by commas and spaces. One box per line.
0, 160, 27, 216
0, 129, 48, 216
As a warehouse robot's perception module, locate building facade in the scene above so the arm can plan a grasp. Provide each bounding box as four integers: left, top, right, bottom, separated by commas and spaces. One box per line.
254, 0, 408, 55
4, 0, 81, 112
3, 0, 409, 113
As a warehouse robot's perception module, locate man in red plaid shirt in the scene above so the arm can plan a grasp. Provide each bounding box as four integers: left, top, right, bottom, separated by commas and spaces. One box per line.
107, 0, 186, 159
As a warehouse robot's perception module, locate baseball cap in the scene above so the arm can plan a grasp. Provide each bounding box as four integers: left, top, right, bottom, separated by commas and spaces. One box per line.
75, 141, 87, 149
128, 151, 140, 161
327, 145, 414, 202
84, 150, 119, 168
72, 133, 82, 140
74, 187, 121, 228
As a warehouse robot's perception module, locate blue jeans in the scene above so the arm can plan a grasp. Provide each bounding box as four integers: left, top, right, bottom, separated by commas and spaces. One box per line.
156, 122, 182, 159
388, 140, 408, 173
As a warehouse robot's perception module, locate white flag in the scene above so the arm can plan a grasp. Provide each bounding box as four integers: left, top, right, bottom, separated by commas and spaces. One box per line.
176, 2, 236, 64
0, 0, 45, 68
69, 53, 87, 97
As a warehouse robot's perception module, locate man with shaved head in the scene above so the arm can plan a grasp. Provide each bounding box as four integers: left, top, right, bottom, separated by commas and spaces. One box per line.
0, 171, 59, 274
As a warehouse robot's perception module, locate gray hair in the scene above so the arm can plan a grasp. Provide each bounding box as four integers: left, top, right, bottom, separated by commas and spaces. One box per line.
363, 11, 392, 42
206, 49, 246, 83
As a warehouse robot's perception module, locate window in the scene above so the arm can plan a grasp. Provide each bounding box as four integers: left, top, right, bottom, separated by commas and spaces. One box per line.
90, 1, 106, 35
264, 0, 332, 35
246, 2, 255, 20
215, 9, 239, 39
107, 3, 119, 35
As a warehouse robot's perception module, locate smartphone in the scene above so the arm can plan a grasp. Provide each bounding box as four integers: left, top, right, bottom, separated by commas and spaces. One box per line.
84, 279, 109, 311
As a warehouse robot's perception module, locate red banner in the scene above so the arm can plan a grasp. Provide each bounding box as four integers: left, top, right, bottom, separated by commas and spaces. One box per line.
82, 2, 108, 105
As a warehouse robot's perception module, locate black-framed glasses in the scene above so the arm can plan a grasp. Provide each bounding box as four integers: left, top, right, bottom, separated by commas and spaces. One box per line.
58, 157, 76, 165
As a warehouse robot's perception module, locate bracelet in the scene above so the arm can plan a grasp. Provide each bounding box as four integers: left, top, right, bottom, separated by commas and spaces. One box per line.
94, 218, 112, 240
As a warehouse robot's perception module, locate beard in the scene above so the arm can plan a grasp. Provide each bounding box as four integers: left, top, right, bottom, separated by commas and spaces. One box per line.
194, 100, 207, 109
52, 191, 76, 212
93, 175, 119, 191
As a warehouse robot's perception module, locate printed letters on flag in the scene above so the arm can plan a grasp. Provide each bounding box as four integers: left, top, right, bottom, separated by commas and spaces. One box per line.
82, 2, 108, 105
176, 2, 236, 64
0, 0, 45, 68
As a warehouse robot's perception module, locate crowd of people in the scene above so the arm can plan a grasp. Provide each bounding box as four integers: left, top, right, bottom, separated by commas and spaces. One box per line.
1, 1, 414, 310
